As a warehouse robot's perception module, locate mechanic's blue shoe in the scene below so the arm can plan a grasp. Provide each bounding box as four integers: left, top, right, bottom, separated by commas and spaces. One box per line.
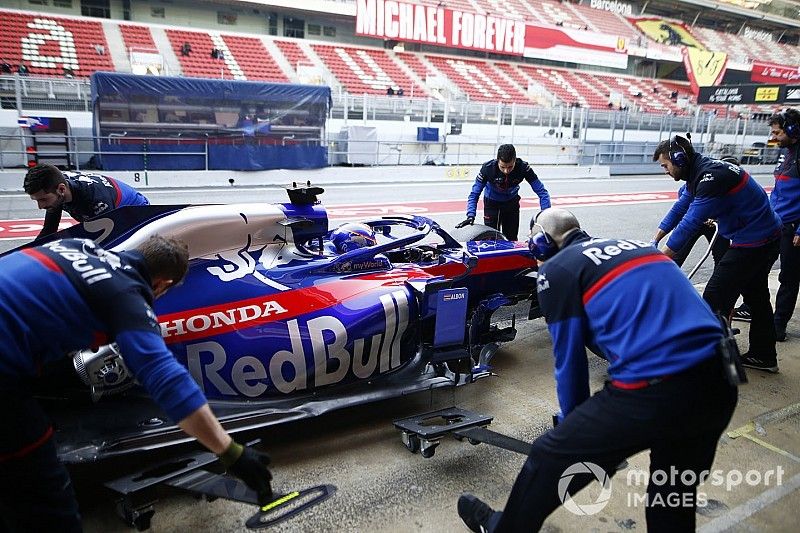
458, 494, 495, 533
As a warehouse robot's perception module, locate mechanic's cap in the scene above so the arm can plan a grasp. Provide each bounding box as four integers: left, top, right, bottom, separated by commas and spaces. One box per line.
331, 222, 377, 254
528, 208, 581, 260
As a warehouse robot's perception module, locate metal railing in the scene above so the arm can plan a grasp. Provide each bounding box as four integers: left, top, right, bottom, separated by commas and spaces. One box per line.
1, 132, 582, 171
1, 74, 775, 135
0, 129, 771, 172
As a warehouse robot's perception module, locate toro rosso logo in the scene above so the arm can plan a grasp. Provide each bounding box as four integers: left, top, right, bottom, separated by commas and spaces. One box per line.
205, 234, 291, 291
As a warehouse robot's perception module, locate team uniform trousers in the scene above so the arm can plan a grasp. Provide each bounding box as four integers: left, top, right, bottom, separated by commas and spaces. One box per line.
774, 221, 800, 329
0, 389, 82, 532
702, 239, 780, 360
489, 356, 737, 533
483, 195, 521, 241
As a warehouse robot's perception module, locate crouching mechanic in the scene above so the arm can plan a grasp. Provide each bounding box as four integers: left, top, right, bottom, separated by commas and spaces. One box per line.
456, 144, 551, 240
0, 236, 272, 532
458, 208, 738, 533
653, 136, 781, 372
24, 164, 150, 240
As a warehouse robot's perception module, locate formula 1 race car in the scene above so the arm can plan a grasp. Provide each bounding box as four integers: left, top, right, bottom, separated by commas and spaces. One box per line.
17, 183, 540, 465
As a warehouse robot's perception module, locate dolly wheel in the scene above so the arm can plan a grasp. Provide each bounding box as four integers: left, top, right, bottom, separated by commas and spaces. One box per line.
133, 510, 154, 531
402, 432, 420, 454
421, 447, 436, 458
420, 440, 439, 458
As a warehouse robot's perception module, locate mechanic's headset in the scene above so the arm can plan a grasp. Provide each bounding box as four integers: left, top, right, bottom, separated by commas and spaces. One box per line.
669, 134, 693, 168
528, 211, 559, 261
779, 110, 800, 140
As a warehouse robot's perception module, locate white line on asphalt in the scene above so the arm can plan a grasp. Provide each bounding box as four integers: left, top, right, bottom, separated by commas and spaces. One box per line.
698, 472, 800, 533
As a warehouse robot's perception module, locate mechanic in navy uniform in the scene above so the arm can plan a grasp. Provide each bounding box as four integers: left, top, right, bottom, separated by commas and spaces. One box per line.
767, 108, 800, 342
457, 208, 738, 533
24, 164, 150, 240
649, 154, 740, 269
653, 135, 782, 372
456, 144, 551, 240
0, 236, 272, 532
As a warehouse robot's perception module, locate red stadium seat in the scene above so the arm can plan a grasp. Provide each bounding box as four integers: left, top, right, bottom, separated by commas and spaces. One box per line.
0, 10, 114, 78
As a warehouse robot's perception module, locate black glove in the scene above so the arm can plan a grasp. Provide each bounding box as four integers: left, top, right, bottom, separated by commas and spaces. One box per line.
219, 441, 273, 506
455, 216, 475, 228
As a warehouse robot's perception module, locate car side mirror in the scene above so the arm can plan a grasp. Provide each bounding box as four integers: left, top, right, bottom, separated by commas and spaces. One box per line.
463, 252, 478, 270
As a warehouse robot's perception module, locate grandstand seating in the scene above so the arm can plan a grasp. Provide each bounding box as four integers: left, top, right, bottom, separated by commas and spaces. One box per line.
601, 75, 686, 114
568, 3, 640, 40
479, 0, 532, 21
417, 0, 478, 16
274, 39, 313, 72
220, 35, 288, 82
119, 24, 157, 53
693, 27, 797, 66
166, 29, 237, 80
311, 43, 427, 96
495, 61, 540, 100
536, 0, 588, 30
394, 52, 435, 82
0, 11, 114, 77
518, 65, 597, 108
0, 6, 797, 117
424, 55, 531, 104
516, 64, 692, 114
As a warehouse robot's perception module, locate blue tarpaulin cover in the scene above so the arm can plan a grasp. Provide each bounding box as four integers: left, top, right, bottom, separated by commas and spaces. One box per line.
91, 72, 331, 106
91, 72, 331, 171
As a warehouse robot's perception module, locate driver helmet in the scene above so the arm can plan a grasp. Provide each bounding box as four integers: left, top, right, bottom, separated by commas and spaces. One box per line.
330, 223, 377, 254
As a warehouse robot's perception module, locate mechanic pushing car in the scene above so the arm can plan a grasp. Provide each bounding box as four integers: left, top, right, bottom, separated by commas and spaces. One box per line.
649, 152, 739, 269
456, 144, 551, 240
0, 236, 272, 532
24, 163, 150, 240
652, 135, 782, 373
458, 208, 738, 533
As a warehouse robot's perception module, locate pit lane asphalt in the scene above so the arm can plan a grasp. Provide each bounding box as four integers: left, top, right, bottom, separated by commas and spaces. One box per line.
2, 174, 798, 532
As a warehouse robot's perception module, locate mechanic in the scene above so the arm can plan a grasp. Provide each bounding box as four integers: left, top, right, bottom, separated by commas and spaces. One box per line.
456, 144, 551, 240
0, 236, 272, 532
24, 164, 150, 240
649, 153, 740, 268
650, 184, 729, 268
458, 208, 738, 533
329, 222, 377, 253
767, 108, 800, 342
653, 135, 781, 373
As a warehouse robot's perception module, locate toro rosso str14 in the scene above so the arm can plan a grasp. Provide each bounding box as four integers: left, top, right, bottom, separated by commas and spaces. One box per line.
16, 184, 539, 463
